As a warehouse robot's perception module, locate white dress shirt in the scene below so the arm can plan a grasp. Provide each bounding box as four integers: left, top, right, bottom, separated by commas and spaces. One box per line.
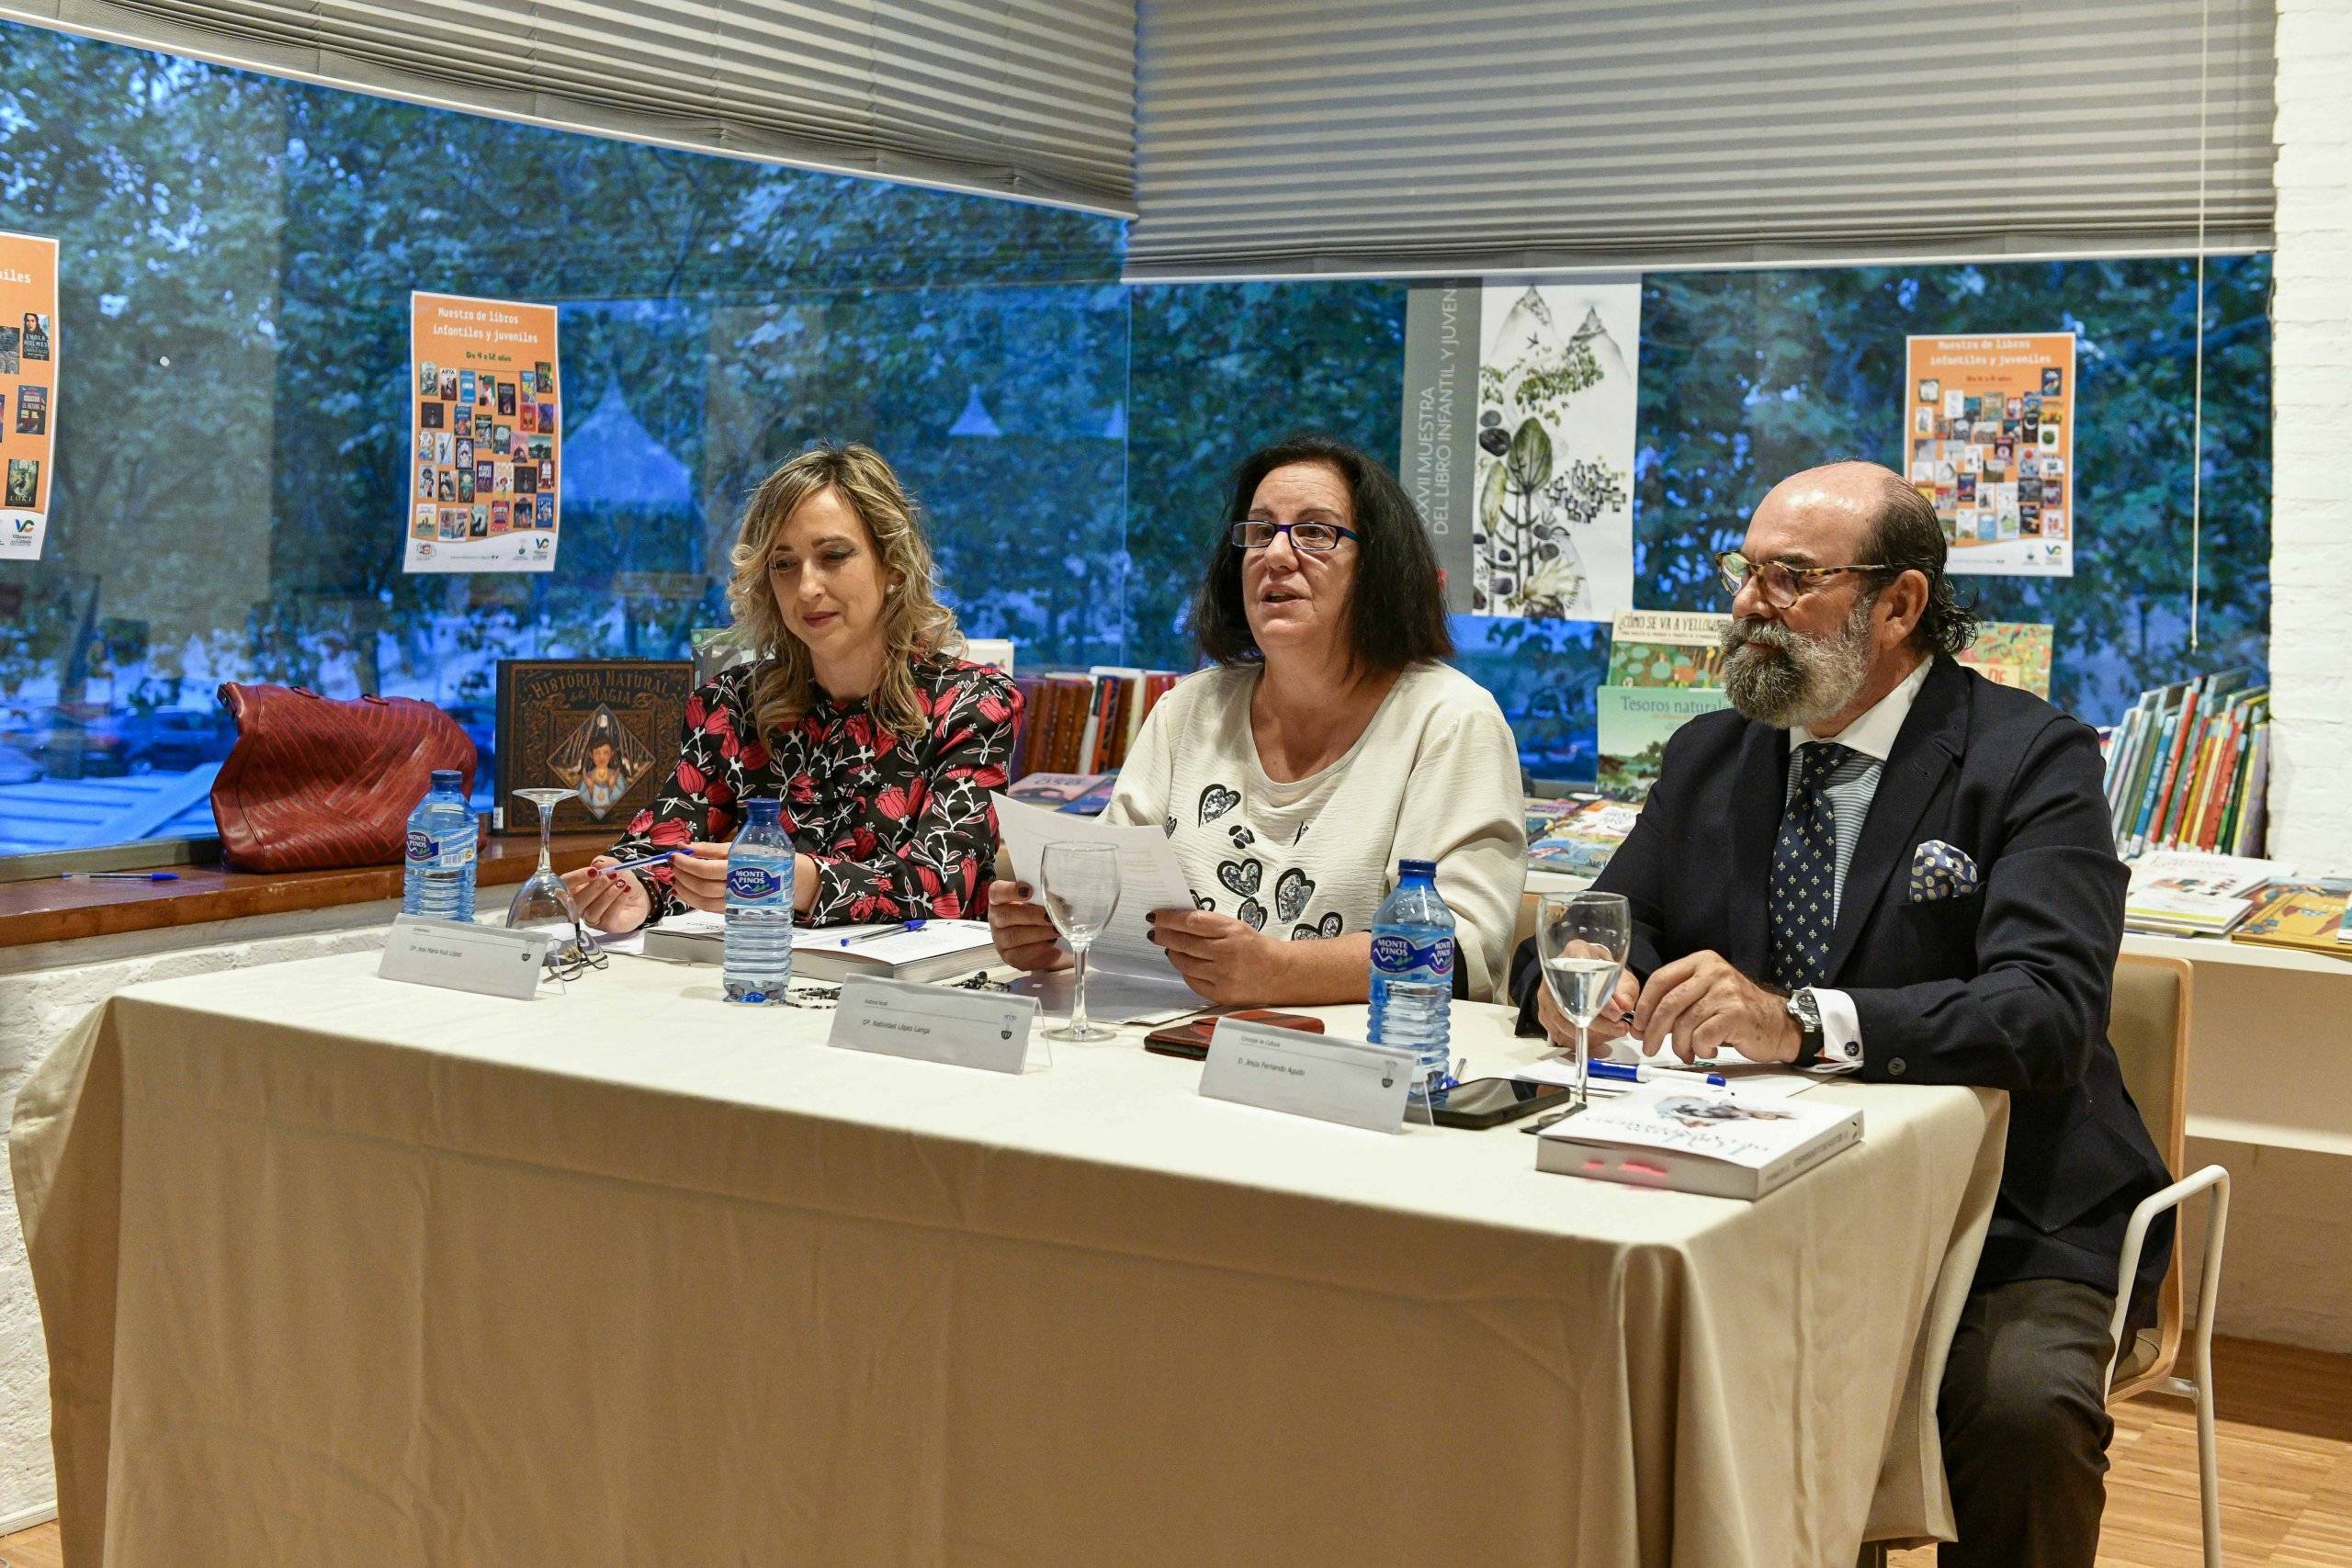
1787, 657, 1933, 1072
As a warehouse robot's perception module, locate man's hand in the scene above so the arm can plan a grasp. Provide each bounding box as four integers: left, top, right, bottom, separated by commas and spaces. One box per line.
1148, 908, 1291, 1006
1534, 966, 1639, 1055
1632, 950, 1803, 1064
986, 878, 1072, 972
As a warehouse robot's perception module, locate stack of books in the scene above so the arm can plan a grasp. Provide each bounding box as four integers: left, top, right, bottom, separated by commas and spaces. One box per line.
2233, 881, 2352, 957
2103, 670, 2269, 859
2123, 851, 2287, 937
1010, 667, 1182, 779
1527, 796, 1640, 879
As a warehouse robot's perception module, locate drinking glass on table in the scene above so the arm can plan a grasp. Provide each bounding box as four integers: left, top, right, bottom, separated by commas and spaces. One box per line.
1536, 891, 1631, 1112
1039, 842, 1120, 1043
507, 787, 600, 972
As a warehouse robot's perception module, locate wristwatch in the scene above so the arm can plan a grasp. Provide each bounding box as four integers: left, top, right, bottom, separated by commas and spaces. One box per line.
1784, 987, 1826, 1066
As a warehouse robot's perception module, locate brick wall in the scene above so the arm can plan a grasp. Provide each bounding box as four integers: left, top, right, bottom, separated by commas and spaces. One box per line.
2268, 0, 2352, 874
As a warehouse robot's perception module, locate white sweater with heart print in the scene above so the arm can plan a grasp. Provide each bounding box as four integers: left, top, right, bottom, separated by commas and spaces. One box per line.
1101, 660, 1528, 1002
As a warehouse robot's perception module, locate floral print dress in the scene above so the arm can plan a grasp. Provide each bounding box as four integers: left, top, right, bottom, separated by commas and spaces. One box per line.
606, 652, 1020, 926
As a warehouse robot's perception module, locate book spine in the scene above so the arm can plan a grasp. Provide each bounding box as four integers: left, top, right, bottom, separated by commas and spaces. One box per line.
2192, 696, 2245, 849
2200, 702, 2250, 852
2131, 699, 2183, 855
2108, 696, 2154, 835
2236, 720, 2272, 857
1050, 679, 1083, 773
2220, 704, 2262, 853
2147, 679, 2203, 852
1009, 676, 1040, 779
1079, 678, 1109, 774
2124, 694, 2171, 840
2215, 721, 2249, 854
2154, 715, 2211, 851
1118, 672, 1146, 764
2104, 696, 2145, 817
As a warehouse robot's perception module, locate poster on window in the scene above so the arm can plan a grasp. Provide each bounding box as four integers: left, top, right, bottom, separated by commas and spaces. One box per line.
1401, 278, 1638, 619
0, 231, 60, 562
405, 290, 562, 574
1904, 333, 2075, 578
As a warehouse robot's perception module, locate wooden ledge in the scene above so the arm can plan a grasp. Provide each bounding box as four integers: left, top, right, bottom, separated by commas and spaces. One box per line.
0, 833, 615, 950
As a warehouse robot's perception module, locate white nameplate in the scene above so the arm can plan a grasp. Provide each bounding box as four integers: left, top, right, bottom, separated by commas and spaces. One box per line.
379, 915, 550, 1000
1199, 1019, 1419, 1134
829, 975, 1043, 1075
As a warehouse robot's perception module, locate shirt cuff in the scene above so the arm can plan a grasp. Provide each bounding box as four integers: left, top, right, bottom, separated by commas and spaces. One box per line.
1807, 987, 1865, 1074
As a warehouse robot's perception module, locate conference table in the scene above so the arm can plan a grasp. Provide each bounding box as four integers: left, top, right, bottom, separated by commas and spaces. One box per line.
13, 946, 2006, 1568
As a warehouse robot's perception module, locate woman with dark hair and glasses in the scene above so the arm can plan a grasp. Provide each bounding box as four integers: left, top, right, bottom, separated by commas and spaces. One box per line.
988, 435, 1526, 1005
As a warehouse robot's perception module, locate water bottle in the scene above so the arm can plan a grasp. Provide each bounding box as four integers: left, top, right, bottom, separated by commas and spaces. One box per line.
401, 768, 479, 921
1367, 858, 1454, 1091
724, 797, 795, 1005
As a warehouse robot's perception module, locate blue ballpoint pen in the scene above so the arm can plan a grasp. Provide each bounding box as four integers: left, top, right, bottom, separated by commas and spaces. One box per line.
841, 919, 928, 947
1587, 1059, 1728, 1089
599, 852, 679, 875
60, 870, 180, 882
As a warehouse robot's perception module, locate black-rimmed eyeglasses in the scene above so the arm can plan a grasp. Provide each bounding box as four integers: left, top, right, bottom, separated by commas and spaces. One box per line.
1229, 519, 1361, 552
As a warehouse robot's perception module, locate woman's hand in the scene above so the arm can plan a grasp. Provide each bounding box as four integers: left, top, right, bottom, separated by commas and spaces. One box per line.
662, 841, 735, 913
563, 856, 654, 934
1148, 908, 1291, 1006
987, 878, 1071, 971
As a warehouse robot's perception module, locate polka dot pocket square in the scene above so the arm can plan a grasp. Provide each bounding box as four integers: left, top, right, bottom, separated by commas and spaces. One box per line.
1908, 840, 1981, 903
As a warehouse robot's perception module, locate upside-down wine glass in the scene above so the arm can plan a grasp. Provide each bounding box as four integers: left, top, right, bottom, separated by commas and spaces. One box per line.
506, 787, 599, 967
1040, 842, 1121, 1043
1536, 891, 1632, 1113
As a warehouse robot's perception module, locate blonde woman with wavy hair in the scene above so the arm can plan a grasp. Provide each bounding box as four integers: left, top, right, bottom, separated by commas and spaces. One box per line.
570, 443, 1022, 932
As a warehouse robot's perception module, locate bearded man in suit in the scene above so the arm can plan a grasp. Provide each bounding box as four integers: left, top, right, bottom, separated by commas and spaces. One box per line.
1512, 461, 2169, 1568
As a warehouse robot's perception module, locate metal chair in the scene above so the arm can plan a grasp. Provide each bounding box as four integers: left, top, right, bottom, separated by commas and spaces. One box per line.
2102, 953, 2232, 1568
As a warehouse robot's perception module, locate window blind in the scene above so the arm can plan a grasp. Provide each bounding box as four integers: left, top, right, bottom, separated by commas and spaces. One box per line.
1127, 0, 2276, 279
0, 0, 1138, 215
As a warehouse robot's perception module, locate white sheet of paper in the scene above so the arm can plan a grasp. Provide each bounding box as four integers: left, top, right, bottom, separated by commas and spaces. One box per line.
991, 795, 1195, 982
800, 919, 996, 964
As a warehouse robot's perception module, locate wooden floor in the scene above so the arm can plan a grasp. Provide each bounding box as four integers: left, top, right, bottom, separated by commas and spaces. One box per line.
0, 1337, 2342, 1567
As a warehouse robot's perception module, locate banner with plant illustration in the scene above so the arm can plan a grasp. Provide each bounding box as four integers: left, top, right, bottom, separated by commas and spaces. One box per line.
1400, 278, 1638, 620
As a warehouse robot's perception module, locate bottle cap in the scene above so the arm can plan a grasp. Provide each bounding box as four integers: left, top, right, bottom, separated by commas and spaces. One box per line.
429, 769, 463, 791
744, 795, 782, 821
1397, 858, 1436, 879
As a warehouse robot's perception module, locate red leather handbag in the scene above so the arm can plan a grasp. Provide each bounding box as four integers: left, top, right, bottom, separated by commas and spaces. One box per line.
209, 684, 478, 873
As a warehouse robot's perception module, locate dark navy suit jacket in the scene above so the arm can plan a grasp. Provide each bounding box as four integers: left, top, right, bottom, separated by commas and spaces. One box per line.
1510, 654, 2171, 1298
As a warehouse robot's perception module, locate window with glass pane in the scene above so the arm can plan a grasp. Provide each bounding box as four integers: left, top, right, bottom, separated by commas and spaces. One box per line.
0, 17, 2274, 863
1125, 262, 2270, 784
0, 21, 1125, 859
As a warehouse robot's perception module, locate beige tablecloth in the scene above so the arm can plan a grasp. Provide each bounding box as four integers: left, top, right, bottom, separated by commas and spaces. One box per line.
12, 950, 2006, 1568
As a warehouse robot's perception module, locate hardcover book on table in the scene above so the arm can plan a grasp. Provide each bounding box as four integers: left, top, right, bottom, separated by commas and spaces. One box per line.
492, 659, 694, 834
1535, 1092, 1862, 1199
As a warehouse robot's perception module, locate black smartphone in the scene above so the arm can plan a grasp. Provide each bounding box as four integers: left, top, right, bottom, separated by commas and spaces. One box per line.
1427, 1077, 1571, 1130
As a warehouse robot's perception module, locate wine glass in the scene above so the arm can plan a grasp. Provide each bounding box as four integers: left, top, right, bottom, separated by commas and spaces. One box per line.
1536, 891, 1632, 1112
1039, 842, 1121, 1043
507, 787, 598, 966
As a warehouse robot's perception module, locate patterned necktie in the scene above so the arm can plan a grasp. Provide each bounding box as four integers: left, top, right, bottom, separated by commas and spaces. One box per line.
1769, 741, 1854, 990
